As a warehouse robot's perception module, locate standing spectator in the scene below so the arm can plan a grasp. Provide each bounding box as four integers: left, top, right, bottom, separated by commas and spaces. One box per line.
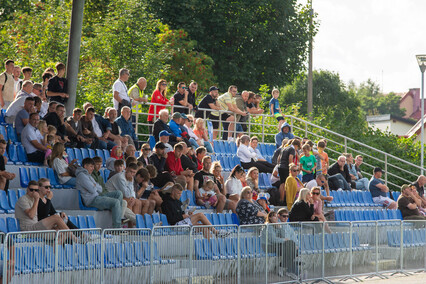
112, 68, 131, 114
13, 65, 22, 96
328, 156, 353, 191
299, 144, 316, 183
15, 97, 35, 137
285, 163, 303, 210
224, 165, 245, 202
412, 175, 426, 198
148, 79, 170, 128
235, 91, 251, 134
236, 186, 267, 225
289, 188, 317, 222
47, 62, 68, 104
277, 139, 301, 204
187, 81, 198, 111
149, 142, 175, 188
397, 184, 426, 220
195, 86, 222, 139
48, 142, 77, 187
0, 139, 15, 191
18, 67, 33, 89
368, 167, 397, 209
6, 80, 34, 123
166, 143, 194, 191
76, 158, 124, 228
173, 82, 193, 114
317, 140, 329, 176
270, 88, 285, 129
41, 72, 53, 105
115, 106, 138, 147
275, 122, 295, 148
0, 59, 15, 108
128, 77, 148, 103
21, 113, 47, 164
345, 153, 369, 190
192, 117, 213, 153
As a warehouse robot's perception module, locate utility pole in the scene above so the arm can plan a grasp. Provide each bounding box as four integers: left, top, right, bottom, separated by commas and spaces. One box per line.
307, 0, 313, 119
65, 0, 85, 115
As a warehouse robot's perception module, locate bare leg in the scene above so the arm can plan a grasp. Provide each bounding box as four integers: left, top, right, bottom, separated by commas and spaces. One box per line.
190, 213, 213, 239
140, 200, 151, 215
279, 183, 285, 203
227, 200, 237, 213
186, 176, 194, 192
147, 200, 155, 214
229, 195, 239, 203
215, 195, 226, 213
226, 116, 235, 139
0, 176, 6, 191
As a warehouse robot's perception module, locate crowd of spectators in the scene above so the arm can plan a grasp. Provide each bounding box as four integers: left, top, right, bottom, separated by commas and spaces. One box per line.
1, 59, 425, 236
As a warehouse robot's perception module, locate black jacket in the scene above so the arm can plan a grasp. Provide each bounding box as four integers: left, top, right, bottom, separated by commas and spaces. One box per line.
328, 162, 351, 183
152, 118, 177, 143
161, 194, 184, 225
288, 200, 314, 222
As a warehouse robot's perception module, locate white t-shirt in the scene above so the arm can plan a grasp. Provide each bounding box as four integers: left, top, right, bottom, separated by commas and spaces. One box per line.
270, 165, 280, 184
225, 177, 243, 196
91, 117, 103, 137
305, 179, 318, 190
21, 124, 44, 154
199, 187, 216, 197
14, 78, 22, 95
112, 79, 130, 110
53, 157, 72, 184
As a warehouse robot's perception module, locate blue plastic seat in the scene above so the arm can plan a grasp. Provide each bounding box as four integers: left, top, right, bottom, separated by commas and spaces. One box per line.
160, 214, 170, 226
6, 217, 19, 232
7, 144, 21, 165
223, 141, 231, 153
77, 190, 98, 211
17, 144, 31, 165
19, 168, 29, 188
103, 149, 110, 160
144, 214, 154, 230
46, 168, 62, 189
6, 124, 18, 144
95, 149, 106, 166
211, 213, 220, 225
68, 216, 79, 228
38, 167, 47, 179
148, 135, 156, 150
74, 148, 83, 165
81, 148, 89, 159
88, 148, 96, 158
66, 148, 76, 162
0, 190, 14, 213
18, 189, 26, 198
29, 167, 39, 182
0, 125, 7, 141
58, 244, 74, 271
218, 213, 227, 225
8, 190, 18, 209
213, 141, 222, 154
136, 214, 146, 229
87, 215, 96, 228
0, 218, 7, 233
103, 169, 110, 183
77, 215, 88, 229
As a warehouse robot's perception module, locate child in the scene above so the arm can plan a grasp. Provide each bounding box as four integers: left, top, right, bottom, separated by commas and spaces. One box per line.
269, 88, 284, 129
43, 134, 55, 165
38, 120, 48, 144
300, 144, 316, 183
47, 125, 58, 143
197, 180, 218, 209
317, 140, 329, 176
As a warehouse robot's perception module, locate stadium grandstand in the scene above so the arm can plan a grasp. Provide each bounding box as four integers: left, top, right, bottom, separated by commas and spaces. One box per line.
0, 60, 426, 283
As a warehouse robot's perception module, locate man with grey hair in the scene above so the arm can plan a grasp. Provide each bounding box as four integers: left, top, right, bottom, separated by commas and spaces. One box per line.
5, 80, 34, 123
128, 77, 148, 103
113, 68, 131, 114
327, 155, 354, 191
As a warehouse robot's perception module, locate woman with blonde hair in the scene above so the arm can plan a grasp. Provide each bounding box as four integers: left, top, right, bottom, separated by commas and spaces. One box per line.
284, 163, 303, 210
192, 117, 214, 152
246, 167, 260, 200
210, 161, 225, 194
147, 79, 170, 124
289, 188, 318, 222
49, 142, 78, 186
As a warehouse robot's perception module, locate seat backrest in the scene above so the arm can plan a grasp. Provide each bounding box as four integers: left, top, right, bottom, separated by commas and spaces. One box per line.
6, 125, 17, 143
95, 149, 105, 165
17, 189, 26, 198
0, 190, 12, 211
0, 218, 7, 233
29, 167, 39, 181
16, 144, 29, 163
19, 168, 29, 188
7, 144, 19, 163
46, 168, 60, 187
144, 214, 154, 230
66, 148, 76, 162
74, 148, 83, 164
7, 190, 17, 209
211, 213, 220, 225
218, 213, 227, 225
6, 217, 18, 232
148, 136, 156, 150
38, 167, 47, 179
77, 215, 88, 229
81, 148, 89, 159
88, 148, 96, 158
160, 214, 170, 226
68, 216, 79, 228
136, 214, 146, 229
87, 215, 96, 228
152, 213, 161, 225
103, 149, 110, 160
0, 125, 7, 142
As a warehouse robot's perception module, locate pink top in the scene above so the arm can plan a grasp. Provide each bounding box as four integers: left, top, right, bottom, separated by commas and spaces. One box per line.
313, 199, 323, 215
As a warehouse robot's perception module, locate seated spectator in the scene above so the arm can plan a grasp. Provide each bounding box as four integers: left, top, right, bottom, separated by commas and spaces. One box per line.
0, 139, 15, 191
108, 159, 125, 179
310, 186, 331, 232
193, 156, 235, 213
275, 122, 294, 148
115, 106, 138, 147
37, 178, 78, 229
256, 193, 270, 214
147, 79, 170, 128
91, 156, 107, 192
48, 142, 77, 187
196, 180, 218, 209
277, 208, 289, 223
305, 174, 332, 199
47, 62, 68, 104
168, 112, 191, 146
195, 146, 207, 171
192, 117, 213, 153
105, 107, 128, 145
66, 108, 92, 148
157, 131, 173, 153
6, 80, 34, 124
21, 113, 47, 164
137, 166, 165, 211
42, 101, 58, 119
182, 114, 208, 151
106, 163, 153, 216
236, 186, 267, 225
262, 211, 298, 278
285, 163, 303, 210
76, 158, 124, 228
124, 144, 136, 159
398, 184, 426, 220
368, 167, 397, 209
211, 161, 225, 194
153, 109, 178, 144
132, 167, 157, 213
246, 167, 260, 199
81, 107, 108, 149
195, 86, 221, 139
137, 143, 151, 166
237, 135, 273, 173
299, 144, 316, 183
172, 82, 193, 114
149, 142, 175, 188
15, 180, 75, 233
224, 165, 245, 202
270, 165, 281, 188
248, 136, 274, 172
180, 143, 198, 174
84, 104, 116, 150
161, 184, 227, 238
166, 143, 194, 191
289, 188, 318, 222
412, 175, 426, 207
328, 156, 354, 191
44, 103, 71, 145
15, 96, 35, 137
344, 153, 369, 190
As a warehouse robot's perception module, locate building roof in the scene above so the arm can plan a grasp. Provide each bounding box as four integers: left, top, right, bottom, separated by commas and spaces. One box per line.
406, 114, 426, 137
366, 114, 416, 125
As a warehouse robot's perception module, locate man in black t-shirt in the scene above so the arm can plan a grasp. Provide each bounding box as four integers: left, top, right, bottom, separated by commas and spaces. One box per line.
195, 86, 221, 120
173, 82, 192, 114
187, 81, 198, 111
47, 62, 68, 104
193, 156, 236, 213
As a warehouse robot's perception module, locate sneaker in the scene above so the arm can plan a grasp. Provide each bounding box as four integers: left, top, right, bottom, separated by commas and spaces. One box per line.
227, 137, 235, 142
216, 230, 231, 238
337, 188, 343, 191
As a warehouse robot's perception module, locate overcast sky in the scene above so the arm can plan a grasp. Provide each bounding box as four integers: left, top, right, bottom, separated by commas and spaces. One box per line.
307, 0, 426, 93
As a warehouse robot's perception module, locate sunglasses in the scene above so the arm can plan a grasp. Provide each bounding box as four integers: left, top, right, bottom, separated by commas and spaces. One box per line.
188, 120, 193, 123
161, 83, 167, 86
280, 214, 289, 218
42, 185, 52, 189
143, 148, 151, 151
312, 192, 320, 195
29, 188, 39, 192
291, 169, 298, 172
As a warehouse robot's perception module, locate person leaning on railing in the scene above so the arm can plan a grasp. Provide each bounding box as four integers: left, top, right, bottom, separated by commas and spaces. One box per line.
194, 86, 221, 139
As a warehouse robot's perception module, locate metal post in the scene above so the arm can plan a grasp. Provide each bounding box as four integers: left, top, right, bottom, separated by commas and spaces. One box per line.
421, 70, 425, 175
265, 225, 269, 284
261, 116, 265, 143
65, 0, 85, 115
344, 137, 347, 153
307, 0, 313, 118
237, 226, 241, 284
384, 154, 388, 185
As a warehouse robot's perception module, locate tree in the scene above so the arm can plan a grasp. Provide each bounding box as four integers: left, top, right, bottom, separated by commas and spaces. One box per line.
146, 0, 316, 91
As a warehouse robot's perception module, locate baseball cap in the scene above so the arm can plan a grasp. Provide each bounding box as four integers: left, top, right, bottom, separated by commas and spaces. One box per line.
155, 142, 166, 149
373, 167, 383, 174
180, 113, 188, 120
209, 86, 219, 92
159, 130, 171, 137
172, 112, 182, 119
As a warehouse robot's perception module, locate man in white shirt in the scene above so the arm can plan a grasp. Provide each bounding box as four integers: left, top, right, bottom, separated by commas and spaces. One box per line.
21, 113, 47, 164
6, 80, 34, 123
13, 66, 22, 96
305, 174, 332, 199
112, 68, 131, 114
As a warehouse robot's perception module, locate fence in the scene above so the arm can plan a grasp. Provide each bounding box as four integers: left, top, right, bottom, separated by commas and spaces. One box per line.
2, 221, 426, 283
132, 101, 425, 191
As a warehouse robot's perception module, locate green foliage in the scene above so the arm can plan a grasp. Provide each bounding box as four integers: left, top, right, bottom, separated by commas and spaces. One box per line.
146, 0, 316, 91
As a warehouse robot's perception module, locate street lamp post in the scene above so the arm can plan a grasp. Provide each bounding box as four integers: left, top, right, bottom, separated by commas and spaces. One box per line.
416, 55, 426, 174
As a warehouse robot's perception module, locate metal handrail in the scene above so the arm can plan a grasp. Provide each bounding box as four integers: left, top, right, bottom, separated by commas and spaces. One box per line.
132, 101, 425, 189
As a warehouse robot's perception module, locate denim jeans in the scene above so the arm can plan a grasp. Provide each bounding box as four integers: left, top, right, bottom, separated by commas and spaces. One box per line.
188, 138, 199, 149
89, 191, 123, 228
355, 178, 369, 190
203, 141, 214, 153
328, 173, 351, 190
64, 177, 76, 186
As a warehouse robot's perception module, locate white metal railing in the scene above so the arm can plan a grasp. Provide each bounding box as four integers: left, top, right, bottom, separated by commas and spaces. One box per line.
132, 101, 425, 190
2, 221, 426, 283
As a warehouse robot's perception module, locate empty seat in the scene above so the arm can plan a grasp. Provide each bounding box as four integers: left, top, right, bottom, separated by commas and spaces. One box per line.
7, 190, 18, 209
136, 214, 146, 229
0, 125, 7, 142
38, 167, 48, 179
29, 167, 39, 182
87, 215, 97, 228
0, 190, 14, 213
18, 189, 26, 198
6, 124, 18, 144
88, 148, 96, 158
68, 216, 79, 228
17, 144, 31, 165
0, 218, 7, 233
46, 168, 62, 189
19, 168, 29, 188
74, 148, 83, 165
6, 217, 19, 232
7, 144, 21, 165
77, 215, 88, 229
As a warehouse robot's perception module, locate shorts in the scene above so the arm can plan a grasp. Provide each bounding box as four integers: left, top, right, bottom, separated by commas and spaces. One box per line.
209, 114, 220, 129
21, 220, 47, 232
372, 196, 395, 208
220, 112, 231, 121
176, 217, 193, 226
236, 123, 244, 132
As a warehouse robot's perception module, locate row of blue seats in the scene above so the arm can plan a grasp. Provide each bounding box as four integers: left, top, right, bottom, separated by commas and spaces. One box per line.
0, 190, 25, 214
334, 209, 403, 223
19, 166, 111, 189
213, 140, 276, 158
0, 123, 19, 145
65, 148, 139, 167
301, 232, 367, 254
6, 143, 41, 166
325, 190, 401, 208
388, 229, 426, 247
0, 217, 20, 233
